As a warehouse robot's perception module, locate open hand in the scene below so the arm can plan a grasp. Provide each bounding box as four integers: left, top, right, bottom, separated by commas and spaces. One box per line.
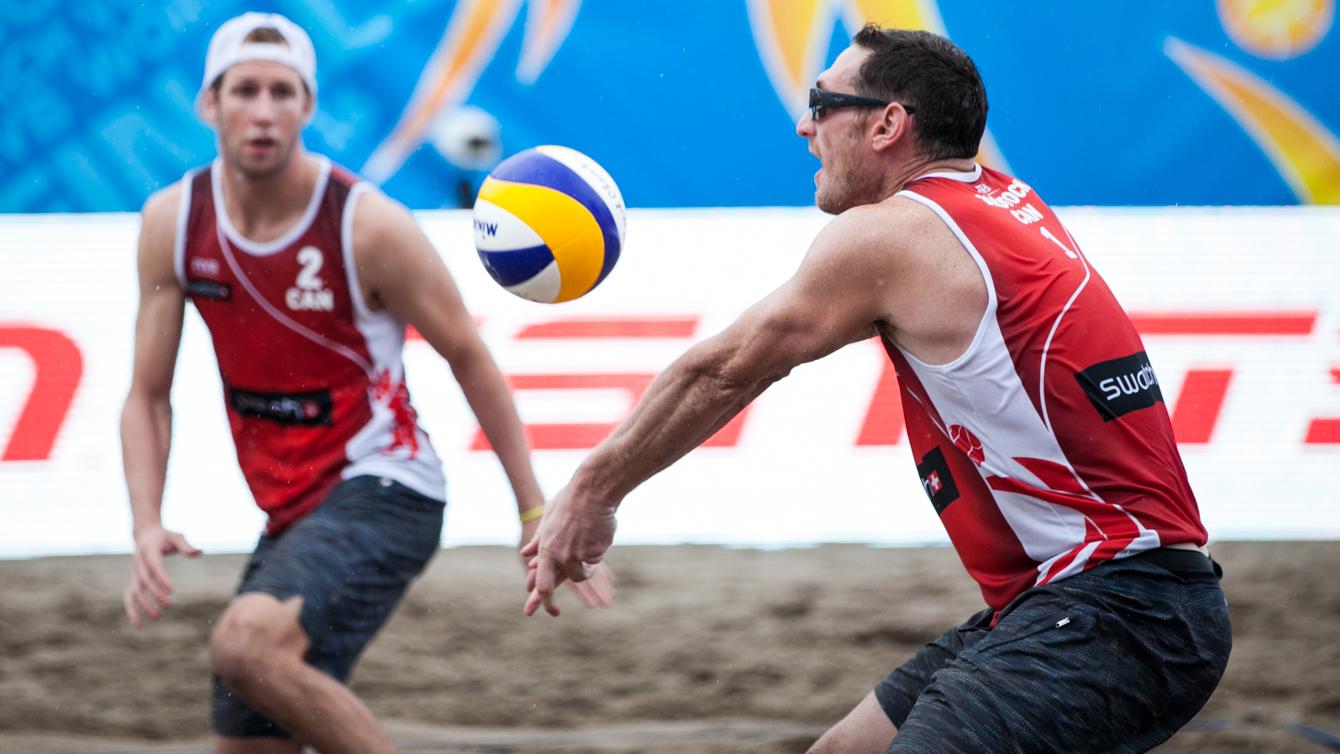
521, 484, 619, 617
520, 511, 615, 613
123, 525, 201, 628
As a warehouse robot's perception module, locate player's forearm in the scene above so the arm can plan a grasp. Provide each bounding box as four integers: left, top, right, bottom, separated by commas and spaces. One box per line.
121, 392, 173, 536
452, 354, 545, 512
574, 345, 770, 505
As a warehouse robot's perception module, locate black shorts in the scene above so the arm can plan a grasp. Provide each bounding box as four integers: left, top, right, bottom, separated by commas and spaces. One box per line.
212, 475, 444, 738
874, 550, 1232, 753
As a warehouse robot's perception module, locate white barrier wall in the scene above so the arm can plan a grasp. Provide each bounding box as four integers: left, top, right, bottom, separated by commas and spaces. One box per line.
2, 207, 1338, 558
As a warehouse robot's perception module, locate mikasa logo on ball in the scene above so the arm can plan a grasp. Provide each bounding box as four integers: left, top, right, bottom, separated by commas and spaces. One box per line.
472, 145, 626, 304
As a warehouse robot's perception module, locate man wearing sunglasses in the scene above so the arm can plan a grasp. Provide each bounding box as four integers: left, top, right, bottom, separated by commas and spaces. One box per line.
523, 25, 1230, 753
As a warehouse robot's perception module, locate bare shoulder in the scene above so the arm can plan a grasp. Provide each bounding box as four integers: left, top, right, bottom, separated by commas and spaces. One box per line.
136, 182, 186, 282
833, 195, 946, 245
141, 181, 183, 216
139, 182, 183, 247
803, 197, 942, 274
348, 186, 451, 314
833, 196, 976, 278
351, 186, 419, 255
881, 194, 960, 245
770, 202, 932, 331
852, 197, 987, 363
797, 195, 984, 359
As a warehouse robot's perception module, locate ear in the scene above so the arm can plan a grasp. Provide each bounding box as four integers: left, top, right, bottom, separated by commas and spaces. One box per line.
869, 103, 913, 153
301, 90, 316, 125
199, 87, 220, 127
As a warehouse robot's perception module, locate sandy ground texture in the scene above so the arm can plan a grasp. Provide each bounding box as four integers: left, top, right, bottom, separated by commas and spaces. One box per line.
1, 541, 1338, 754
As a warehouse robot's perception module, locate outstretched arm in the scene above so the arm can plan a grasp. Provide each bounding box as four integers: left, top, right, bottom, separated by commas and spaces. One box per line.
122, 184, 202, 628
353, 190, 613, 607
353, 190, 545, 516
524, 207, 905, 616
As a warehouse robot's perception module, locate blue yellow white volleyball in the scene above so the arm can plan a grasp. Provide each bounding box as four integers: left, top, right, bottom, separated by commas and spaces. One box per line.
473, 145, 626, 303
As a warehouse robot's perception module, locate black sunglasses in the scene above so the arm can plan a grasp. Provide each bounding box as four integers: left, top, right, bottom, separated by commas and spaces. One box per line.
808, 87, 914, 121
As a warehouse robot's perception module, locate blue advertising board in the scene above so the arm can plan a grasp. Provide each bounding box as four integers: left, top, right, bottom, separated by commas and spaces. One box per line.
2, 0, 1337, 211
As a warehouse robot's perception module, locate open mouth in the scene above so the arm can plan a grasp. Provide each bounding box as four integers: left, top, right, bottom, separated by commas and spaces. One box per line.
247, 137, 278, 152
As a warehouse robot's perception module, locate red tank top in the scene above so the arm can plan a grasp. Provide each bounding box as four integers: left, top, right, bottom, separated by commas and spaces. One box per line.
889, 165, 1206, 611
175, 157, 445, 534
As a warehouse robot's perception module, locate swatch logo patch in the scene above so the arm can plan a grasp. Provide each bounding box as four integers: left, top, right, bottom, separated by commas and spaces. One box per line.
186, 278, 231, 301
1075, 351, 1164, 422
229, 388, 332, 426
917, 447, 960, 515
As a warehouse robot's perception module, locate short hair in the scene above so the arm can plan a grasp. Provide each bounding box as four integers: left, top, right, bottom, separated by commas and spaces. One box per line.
209, 26, 307, 95
851, 25, 987, 161
241, 25, 288, 45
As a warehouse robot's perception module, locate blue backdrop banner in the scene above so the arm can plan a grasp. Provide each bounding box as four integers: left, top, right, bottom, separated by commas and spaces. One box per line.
2, 0, 1338, 211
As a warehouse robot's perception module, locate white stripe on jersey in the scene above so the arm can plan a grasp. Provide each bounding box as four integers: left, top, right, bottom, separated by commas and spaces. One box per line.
337, 184, 446, 502
895, 189, 1156, 581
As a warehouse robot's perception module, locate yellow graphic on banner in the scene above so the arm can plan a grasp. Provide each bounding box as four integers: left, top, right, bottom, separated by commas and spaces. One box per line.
847, 0, 946, 43
747, 0, 1008, 171
750, 0, 829, 113
1218, 0, 1333, 59
749, 0, 943, 114
1166, 37, 1340, 204
363, 0, 582, 182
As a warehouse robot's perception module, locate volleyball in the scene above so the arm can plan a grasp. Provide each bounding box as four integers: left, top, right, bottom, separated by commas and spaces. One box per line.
472, 145, 626, 303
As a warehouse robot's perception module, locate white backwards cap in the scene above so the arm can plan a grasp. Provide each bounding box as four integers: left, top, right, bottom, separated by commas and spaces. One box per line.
200, 12, 318, 99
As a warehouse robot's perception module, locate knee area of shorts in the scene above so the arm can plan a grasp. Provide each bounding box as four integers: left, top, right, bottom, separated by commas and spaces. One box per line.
210, 594, 306, 679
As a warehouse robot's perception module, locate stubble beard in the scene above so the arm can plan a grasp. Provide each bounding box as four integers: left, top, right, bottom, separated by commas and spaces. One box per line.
815, 126, 882, 214
816, 158, 882, 215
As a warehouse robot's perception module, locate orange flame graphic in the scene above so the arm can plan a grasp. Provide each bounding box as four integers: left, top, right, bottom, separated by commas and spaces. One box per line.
747, 0, 1009, 172
1166, 36, 1340, 203
518, 0, 582, 83
363, 0, 582, 182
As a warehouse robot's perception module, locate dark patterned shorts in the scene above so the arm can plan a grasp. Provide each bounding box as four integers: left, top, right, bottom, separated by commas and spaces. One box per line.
212, 475, 444, 738
875, 550, 1232, 753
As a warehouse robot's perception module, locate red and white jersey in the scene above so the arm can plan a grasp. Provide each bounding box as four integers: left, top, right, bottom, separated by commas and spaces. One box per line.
174, 156, 445, 534
888, 164, 1207, 612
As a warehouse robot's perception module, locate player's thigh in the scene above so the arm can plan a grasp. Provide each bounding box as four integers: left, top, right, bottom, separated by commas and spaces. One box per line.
808, 691, 897, 754
872, 608, 994, 730
888, 591, 1104, 753
212, 592, 308, 662
813, 609, 991, 754
213, 477, 444, 737
256, 476, 444, 678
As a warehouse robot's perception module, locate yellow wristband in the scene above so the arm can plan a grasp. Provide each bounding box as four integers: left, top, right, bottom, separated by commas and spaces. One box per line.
519, 506, 545, 523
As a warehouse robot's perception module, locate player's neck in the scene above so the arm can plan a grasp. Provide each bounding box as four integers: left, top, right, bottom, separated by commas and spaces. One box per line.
219, 150, 320, 242
879, 156, 978, 199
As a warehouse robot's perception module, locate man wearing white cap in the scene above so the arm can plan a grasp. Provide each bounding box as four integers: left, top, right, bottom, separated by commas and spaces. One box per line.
119, 12, 612, 753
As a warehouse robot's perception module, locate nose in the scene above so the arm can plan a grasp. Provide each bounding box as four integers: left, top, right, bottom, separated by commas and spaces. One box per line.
251, 92, 280, 124
796, 109, 815, 138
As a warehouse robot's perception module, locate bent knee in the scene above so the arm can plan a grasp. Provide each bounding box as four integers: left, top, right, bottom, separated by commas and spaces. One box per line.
210, 593, 307, 684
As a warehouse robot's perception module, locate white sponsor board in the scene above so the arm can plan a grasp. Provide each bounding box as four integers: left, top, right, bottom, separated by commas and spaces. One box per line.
1, 207, 1338, 558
